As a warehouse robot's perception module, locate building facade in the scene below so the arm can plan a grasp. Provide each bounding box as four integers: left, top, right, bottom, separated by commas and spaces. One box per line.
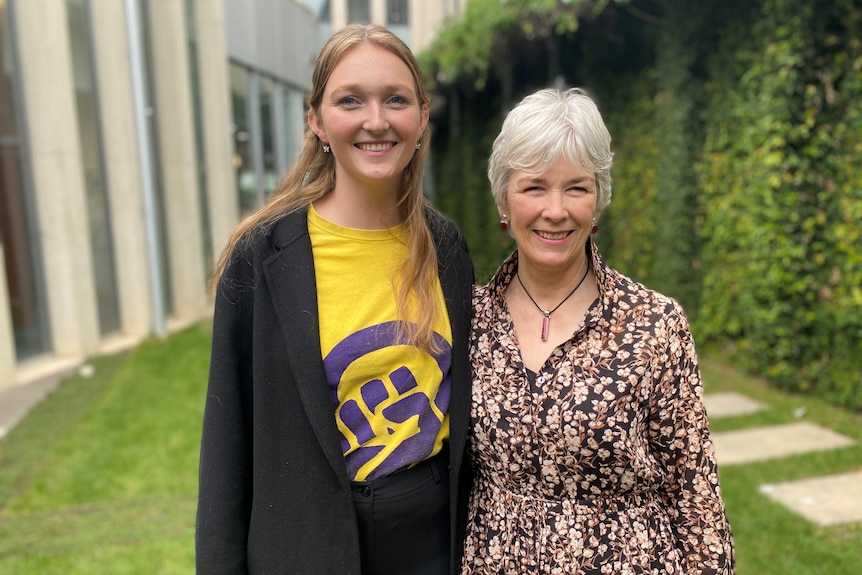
0, 0, 464, 391
0, 0, 316, 390
308, 0, 465, 52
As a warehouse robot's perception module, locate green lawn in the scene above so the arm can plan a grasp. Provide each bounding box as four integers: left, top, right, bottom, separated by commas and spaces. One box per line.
699, 358, 862, 575
0, 324, 209, 574
0, 324, 859, 573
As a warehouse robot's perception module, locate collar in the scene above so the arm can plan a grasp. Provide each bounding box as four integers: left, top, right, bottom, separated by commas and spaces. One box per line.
485, 238, 609, 328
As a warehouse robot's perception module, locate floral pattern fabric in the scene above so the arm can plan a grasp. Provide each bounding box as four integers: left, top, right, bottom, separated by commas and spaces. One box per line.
462, 242, 734, 574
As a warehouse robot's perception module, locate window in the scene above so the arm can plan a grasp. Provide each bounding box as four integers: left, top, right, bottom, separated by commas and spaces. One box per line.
229, 63, 256, 216
0, 1, 51, 357
347, 0, 370, 23
258, 77, 277, 197
67, 0, 121, 335
319, 0, 330, 21
387, 0, 408, 26
185, 0, 213, 280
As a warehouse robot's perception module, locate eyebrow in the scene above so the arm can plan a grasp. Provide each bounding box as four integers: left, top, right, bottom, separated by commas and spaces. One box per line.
330, 83, 414, 95
518, 174, 593, 187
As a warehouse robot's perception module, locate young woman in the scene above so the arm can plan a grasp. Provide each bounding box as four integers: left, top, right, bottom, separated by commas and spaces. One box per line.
196, 25, 473, 575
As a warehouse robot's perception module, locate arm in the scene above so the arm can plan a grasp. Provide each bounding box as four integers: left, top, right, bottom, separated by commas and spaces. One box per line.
196, 248, 256, 574
648, 304, 735, 575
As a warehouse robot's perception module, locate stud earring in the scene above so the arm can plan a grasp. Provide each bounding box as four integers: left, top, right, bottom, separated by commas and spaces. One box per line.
416, 142, 421, 150
591, 219, 598, 234
322, 143, 330, 153
500, 215, 509, 232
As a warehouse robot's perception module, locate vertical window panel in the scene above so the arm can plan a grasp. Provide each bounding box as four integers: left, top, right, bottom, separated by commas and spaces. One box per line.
229, 63, 255, 217
348, 0, 370, 23
0, 1, 51, 357
387, 0, 408, 25
67, 0, 121, 335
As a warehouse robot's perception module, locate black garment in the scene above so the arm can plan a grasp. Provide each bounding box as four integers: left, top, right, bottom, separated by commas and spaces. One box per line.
351, 447, 450, 575
196, 207, 474, 574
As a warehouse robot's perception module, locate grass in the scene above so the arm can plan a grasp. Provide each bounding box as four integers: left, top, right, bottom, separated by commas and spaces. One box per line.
699, 358, 862, 575
0, 323, 859, 573
0, 323, 210, 574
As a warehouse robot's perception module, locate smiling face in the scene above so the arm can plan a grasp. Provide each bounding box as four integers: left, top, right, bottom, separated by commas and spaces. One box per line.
308, 42, 429, 198
505, 157, 598, 277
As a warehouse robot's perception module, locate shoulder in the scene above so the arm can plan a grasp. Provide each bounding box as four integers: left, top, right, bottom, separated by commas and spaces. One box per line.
424, 205, 471, 271
604, 265, 689, 325
217, 211, 308, 293
424, 205, 465, 242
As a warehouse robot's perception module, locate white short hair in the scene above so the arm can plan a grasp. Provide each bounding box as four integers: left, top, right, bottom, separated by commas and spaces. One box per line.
488, 88, 613, 215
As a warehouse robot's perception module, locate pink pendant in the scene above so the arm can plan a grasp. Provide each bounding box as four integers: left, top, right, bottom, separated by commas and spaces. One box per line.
541, 313, 550, 341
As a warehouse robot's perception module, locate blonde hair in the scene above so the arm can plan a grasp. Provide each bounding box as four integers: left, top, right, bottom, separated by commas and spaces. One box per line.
488, 88, 613, 216
212, 24, 441, 352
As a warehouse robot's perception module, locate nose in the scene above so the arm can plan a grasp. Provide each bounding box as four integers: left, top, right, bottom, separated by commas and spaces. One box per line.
363, 102, 389, 133
542, 191, 567, 221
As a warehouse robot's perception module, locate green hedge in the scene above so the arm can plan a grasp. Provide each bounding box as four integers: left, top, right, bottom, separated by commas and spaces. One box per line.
697, 0, 862, 408
421, 0, 862, 410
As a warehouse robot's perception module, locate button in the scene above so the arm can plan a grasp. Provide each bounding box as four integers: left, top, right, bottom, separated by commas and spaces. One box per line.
536, 376, 546, 384
360, 486, 371, 497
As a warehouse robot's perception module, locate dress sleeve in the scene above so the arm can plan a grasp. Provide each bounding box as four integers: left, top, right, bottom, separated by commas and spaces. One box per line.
648, 304, 735, 575
195, 244, 256, 574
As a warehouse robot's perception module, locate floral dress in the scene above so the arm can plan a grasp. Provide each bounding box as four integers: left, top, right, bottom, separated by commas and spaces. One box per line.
462, 242, 734, 574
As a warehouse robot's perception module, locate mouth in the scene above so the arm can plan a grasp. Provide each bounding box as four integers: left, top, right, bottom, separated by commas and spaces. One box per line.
535, 230, 572, 241
356, 142, 395, 152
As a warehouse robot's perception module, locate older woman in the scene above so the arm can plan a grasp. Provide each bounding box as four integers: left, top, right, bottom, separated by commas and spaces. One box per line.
462, 88, 734, 574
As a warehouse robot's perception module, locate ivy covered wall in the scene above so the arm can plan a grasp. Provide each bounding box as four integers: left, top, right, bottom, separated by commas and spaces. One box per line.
697, 0, 862, 408
419, 0, 862, 409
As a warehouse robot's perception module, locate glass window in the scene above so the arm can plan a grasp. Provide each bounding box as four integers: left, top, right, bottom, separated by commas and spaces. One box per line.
387, 0, 408, 25
259, 76, 277, 197
184, 0, 213, 280
0, 1, 51, 358
229, 63, 256, 216
281, 85, 303, 171
348, 0, 370, 23
67, 0, 121, 335
319, 0, 330, 21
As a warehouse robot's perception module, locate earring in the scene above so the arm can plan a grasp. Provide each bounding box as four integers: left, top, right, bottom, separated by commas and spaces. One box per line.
416, 142, 421, 150
322, 143, 330, 153
591, 219, 598, 234
500, 214, 509, 232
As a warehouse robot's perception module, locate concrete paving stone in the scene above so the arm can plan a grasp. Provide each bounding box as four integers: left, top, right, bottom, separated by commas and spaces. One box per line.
711, 421, 855, 466
759, 469, 862, 526
0, 376, 61, 439
703, 392, 767, 419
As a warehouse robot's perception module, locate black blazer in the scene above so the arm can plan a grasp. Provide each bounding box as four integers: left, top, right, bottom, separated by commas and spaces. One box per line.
196, 207, 474, 574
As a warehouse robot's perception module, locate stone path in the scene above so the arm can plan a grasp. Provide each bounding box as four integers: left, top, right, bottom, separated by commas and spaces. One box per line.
759, 470, 862, 527
703, 392, 767, 418
706, 391, 861, 527
711, 421, 855, 466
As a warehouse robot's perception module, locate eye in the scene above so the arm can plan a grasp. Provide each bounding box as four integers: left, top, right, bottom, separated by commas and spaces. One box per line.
388, 94, 409, 106
339, 96, 360, 107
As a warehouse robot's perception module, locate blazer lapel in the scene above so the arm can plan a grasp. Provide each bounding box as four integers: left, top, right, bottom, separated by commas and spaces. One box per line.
262, 210, 350, 489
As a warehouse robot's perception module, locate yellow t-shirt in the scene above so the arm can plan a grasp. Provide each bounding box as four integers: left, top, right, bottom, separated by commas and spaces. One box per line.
308, 206, 452, 481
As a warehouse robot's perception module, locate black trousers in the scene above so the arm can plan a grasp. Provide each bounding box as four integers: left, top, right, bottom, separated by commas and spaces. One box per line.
351, 448, 451, 575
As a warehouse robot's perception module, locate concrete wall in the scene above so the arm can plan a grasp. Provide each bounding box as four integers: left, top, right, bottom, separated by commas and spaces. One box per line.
223, 0, 316, 90
14, 0, 101, 359
323, 0, 465, 52
89, 0, 153, 340
195, 0, 238, 265
0, 0, 318, 391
